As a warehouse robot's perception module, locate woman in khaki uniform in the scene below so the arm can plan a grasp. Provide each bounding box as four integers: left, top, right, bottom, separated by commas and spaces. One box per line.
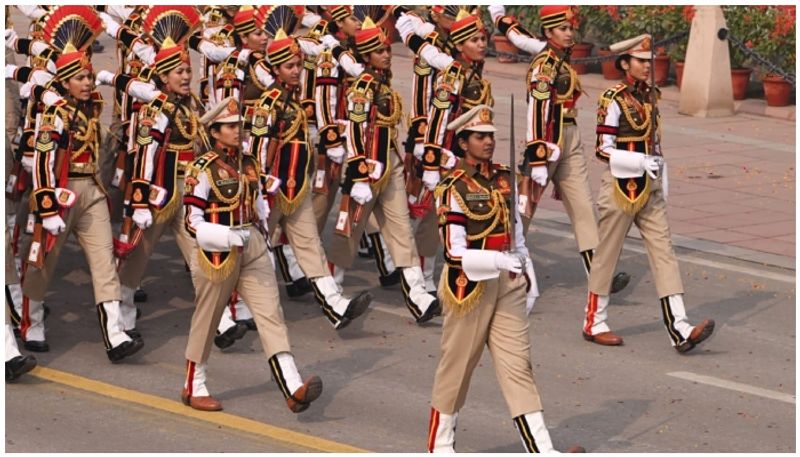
428, 105, 581, 453
586, 34, 714, 353
181, 96, 322, 413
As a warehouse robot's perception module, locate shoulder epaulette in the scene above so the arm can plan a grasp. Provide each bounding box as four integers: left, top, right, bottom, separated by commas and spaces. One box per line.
531, 49, 559, 80
435, 169, 466, 197
599, 83, 628, 109
191, 151, 219, 172
352, 73, 375, 93
493, 163, 510, 172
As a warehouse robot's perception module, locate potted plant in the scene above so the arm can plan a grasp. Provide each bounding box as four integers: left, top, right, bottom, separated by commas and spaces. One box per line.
750, 6, 796, 106
722, 6, 759, 100
583, 6, 628, 80
569, 6, 594, 74
670, 6, 695, 88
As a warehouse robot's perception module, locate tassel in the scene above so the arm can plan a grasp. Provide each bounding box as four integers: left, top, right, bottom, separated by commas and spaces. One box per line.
275, 180, 309, 216
437, 265, 485, 317
197, 248, 237, 283
153, 192, 181, 224
613, 177, 650, 215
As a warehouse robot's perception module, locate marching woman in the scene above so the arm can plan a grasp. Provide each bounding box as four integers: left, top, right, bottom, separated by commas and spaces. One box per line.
326, 15, 441, 324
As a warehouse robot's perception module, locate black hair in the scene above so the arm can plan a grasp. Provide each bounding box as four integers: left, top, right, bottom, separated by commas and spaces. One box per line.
615, 54, 632, 72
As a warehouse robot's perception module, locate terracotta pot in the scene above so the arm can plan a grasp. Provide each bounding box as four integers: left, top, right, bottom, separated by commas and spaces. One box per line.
674, 61, 684, 88
762, 74, 793, 107
570, 42, 593, 74
730, 68, 752, 100
598, 48, 624, 80
654, 54, 671, 86
492, 35, 518, 64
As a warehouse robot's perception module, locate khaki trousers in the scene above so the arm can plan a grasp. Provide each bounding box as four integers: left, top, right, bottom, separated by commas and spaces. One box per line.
185, 228, 291, 363
118, 181, 196, 289
589, 171, 683, 298
413, 207, 440, 258
431, 272, 543, 418
522, 124, 599, 253
22, 178, 121, 304
327, 163, 419, 269
268, 192, 329, 279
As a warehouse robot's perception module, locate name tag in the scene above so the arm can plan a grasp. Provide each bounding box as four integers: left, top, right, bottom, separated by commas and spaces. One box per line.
28, 241, 40, 263
465, 193, 490, 202
215, 178, 239, 186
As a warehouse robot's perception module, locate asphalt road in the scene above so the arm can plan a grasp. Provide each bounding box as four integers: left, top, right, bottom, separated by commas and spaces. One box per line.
6, 214, 795, 452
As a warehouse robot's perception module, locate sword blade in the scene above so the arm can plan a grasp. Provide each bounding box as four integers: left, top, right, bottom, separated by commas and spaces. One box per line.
509, 94, 516, 251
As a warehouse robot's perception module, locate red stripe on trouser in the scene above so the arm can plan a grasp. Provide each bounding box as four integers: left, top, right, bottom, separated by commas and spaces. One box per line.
229, 291, 238, 320
584, 292, 597, 335
327, 261, 335, 275
185, 360, 195, 397
427, 408, 440, 453
280, 233, 289, 244
419, 256, 425, 270
20, 296, 30, 338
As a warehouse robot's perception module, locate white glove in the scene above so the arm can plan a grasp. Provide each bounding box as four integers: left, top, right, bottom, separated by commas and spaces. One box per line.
642, 156, 662, 180
488, 5, 506, 24
350, 181, 373, 205
495, 252, 524, 274
395, 14, 416, 42
422, 170, 439, 191
413, 142, 425, 161
228, 227, 251, 248
414, 21, 435, 38
545, 141, 561, 162
440, 148, 458, 169
5, 63, 18, 79
18, 82, 33, 99
98, 12, 120, 38
338, 53, 364, 77
327, 145, 345, 164
42, 215, 66, 236
524, 257, 539, 316
5, 28, 18, 49
132, 208, 153, 230
21, 155, 33, 173
321, 34, 340, 50
530, 165, 548, 187
95, 70, 116, 87
302, 11, 322, 28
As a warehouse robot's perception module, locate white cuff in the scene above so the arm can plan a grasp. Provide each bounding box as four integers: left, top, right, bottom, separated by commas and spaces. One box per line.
461, 250, 501, 281
609, 150, 645, 179
5, 64, 17, 79
196, 223, 232, 252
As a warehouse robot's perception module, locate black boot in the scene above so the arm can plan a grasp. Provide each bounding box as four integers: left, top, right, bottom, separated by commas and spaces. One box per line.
6, 355, 37, 382
213, 322, 248, 349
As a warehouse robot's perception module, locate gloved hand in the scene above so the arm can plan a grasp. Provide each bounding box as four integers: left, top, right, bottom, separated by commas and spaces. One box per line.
413, 142, 425, 161
350, 181, 373, 205
21, 155, 33, 173
228, 227, 251, 248
395, 14, 415, 42
524, 257, 539, 316
5, 28, 18, 49
495, 251, 524, 274
42, 215, 66, 236
98, 12, 121, 37
642, 156, 663, 179
488, 5, 506, 24
321, 34, 340, 50
530, 165, 548, 187
132, 208, 153, 230
545, 141, 561, 162
95, 70, 116, 87
327, 145, 345, 164
18, 82, 33, 99
422, 170, 439, 191
414, 21, 435, 37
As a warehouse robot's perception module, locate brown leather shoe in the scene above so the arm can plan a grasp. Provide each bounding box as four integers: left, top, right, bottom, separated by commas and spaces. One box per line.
583, 331, 624, 346
676, 319, 715, 354
180, 387, 223, 411
287, 375, 323, 413
565, 445, 586, 453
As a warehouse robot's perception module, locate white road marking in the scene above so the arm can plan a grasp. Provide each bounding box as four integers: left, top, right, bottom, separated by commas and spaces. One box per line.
533, 226, 795, 284
667, 371, 795, 404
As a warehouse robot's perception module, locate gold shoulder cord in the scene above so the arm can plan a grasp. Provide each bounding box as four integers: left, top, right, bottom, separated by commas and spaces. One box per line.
450, 188, 507, 241
375, 90, 403, 126
616, 94, 652, 142
174, 105, 199, 140
204, 169, 244, 208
